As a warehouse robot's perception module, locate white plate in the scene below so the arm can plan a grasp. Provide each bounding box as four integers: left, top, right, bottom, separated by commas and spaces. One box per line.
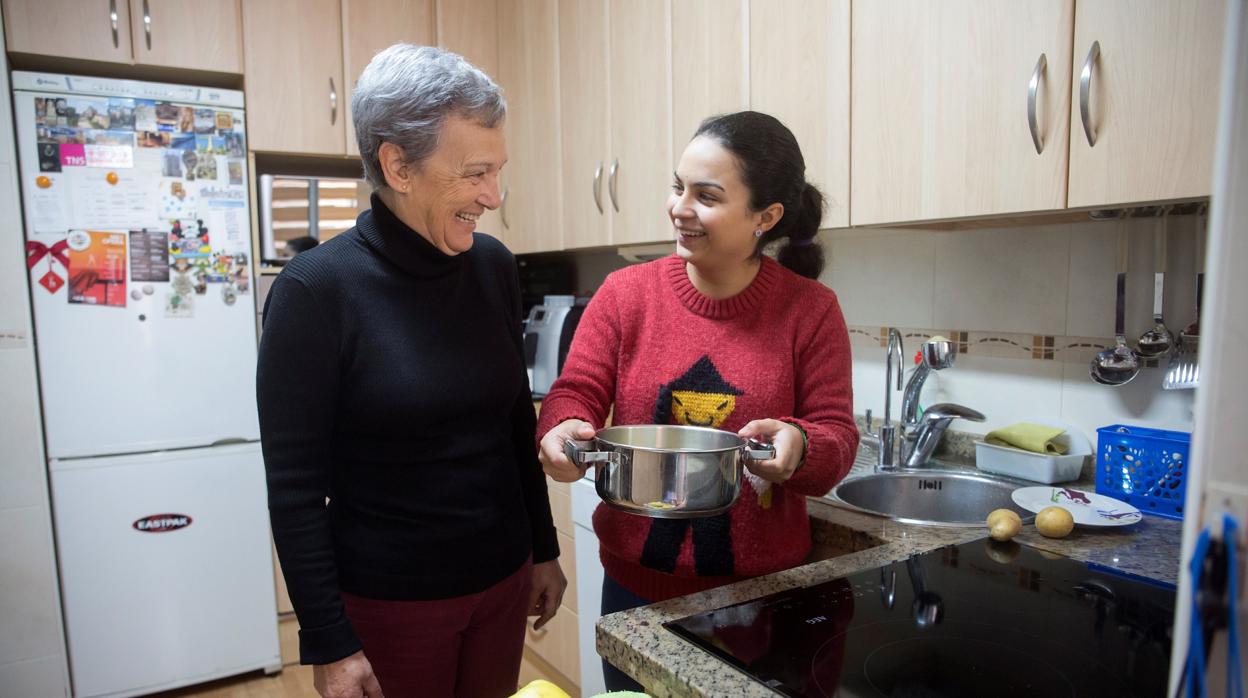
1011, 486, 1143, 527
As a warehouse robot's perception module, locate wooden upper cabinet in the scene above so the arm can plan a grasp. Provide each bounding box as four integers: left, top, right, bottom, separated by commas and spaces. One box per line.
1067, 0, 1225, 208
671, 0, 747, 162
497, 0, 561, 254
128, 0, 242, 73
2, 0, 241, 72
752, 0, 850, 229
557, 0, 610, 250
242, 0, 345, 154
851, 0, 1072, 226
3, 0, 134, 65
436, 0, 502, 239
342, 0, 435, 156
608, 0, 671, 245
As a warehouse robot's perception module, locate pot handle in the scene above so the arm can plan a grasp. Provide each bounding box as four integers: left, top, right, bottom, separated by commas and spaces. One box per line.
563, 439, 618, 467
744, 439, 776, 462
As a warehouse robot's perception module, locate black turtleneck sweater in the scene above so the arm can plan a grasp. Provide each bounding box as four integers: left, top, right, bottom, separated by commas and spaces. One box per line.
257, 196, 558, 665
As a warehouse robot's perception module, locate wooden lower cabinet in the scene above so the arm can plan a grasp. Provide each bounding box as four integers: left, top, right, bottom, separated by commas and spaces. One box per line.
523, 475, 583, 693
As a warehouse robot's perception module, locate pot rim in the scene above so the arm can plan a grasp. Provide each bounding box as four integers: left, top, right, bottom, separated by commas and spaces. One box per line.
592, 424, 746, 455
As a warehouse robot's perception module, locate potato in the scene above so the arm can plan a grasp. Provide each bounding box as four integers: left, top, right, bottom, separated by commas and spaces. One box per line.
1035, 506, 1075, 538
986, 508, 1022, 542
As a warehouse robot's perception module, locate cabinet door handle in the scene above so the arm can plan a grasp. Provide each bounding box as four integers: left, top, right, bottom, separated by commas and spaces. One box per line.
1027, 53, 1047, 154
592, 161, 604, 214
109, 0, 119, 48
608, 158, 619, 213
1079, 40, 1101, 147
330, 78, 338, 125
142, 0, 152, 51
500, 187, 510, 229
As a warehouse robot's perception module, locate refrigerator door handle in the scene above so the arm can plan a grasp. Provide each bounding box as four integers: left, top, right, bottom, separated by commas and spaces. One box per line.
211, 437, 250, 447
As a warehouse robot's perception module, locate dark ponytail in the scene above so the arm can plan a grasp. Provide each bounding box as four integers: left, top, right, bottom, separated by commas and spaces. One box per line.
693, 111, 827, 279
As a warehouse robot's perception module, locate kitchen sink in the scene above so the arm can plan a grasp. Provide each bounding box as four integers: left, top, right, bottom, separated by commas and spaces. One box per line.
829, 470, 1033, 526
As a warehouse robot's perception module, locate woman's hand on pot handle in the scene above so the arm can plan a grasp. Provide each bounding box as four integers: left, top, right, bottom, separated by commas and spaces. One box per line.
313, 650, 384, 698
539, 419, 597, 483
738, 419, 805, 484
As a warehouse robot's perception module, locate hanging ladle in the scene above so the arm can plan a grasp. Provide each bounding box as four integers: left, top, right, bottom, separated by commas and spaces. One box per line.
1136, 207, 1174, 358
1091, 227, 1141, 386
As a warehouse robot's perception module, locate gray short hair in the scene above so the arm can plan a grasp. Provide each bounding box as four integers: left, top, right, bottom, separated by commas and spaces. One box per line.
352, 44, 506, 189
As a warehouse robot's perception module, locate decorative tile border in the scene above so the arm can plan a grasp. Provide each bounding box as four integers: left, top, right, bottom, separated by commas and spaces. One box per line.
844, 325, 1154, 365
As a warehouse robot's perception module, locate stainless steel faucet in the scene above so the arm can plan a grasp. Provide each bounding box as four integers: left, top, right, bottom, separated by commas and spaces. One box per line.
865, 331, 985, 469
864, 328, 904, 470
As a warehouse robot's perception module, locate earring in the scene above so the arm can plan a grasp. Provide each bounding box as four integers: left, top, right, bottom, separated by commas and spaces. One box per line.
753, 228, 763, 238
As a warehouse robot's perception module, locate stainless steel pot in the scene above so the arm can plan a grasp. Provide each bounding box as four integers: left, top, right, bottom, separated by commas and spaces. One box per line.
564, 425, 775, 519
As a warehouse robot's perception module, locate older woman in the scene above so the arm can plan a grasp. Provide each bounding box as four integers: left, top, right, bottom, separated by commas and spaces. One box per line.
257, 44, 565, 698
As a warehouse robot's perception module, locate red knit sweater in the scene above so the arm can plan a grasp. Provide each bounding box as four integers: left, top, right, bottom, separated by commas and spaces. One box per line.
537, 255, 859, 601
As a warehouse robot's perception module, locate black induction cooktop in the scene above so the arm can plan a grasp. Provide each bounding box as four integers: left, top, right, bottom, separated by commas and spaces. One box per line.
664, 540, 1176, 697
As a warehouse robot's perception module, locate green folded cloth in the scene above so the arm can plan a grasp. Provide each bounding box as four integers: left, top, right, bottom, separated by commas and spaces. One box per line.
985, 423, 1068, 455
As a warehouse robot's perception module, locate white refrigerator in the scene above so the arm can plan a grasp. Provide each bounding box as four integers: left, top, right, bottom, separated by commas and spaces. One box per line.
12, 72, 279, 697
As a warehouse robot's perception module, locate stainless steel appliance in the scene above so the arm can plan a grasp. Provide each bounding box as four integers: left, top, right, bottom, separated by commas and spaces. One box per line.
665, 539, 1176, 696
524, 294, 585, 397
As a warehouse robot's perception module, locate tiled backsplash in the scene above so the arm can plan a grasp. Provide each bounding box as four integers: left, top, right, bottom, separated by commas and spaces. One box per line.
820, 214, 1203, 441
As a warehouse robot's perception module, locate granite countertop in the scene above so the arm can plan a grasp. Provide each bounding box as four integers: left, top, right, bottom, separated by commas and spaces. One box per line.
595, 454, 1185, 697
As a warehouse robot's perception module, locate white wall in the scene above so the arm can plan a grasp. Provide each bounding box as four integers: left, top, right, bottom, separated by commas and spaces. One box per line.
0, 28, 72, 698
820, 215, 1200, 442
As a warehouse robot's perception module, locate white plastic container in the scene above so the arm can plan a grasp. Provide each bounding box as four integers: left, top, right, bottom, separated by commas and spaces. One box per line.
974, 420, 1092, 484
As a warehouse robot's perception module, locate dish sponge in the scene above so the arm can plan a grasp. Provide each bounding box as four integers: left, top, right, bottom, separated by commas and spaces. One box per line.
984, 422, 1069, 455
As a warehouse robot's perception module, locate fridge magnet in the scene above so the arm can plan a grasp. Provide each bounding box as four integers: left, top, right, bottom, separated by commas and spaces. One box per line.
221, 283, 237, 306
34, 97, 52, 125
160, 149, 183, 177
181, 150, 198, 181
130, 288, 143, 301
214, 111, 233, 130
233, 255, 250, 294
176, 106, 195, 133
142, 284, 154, 295
107, 98, 136, 129
37, 142, 61, 172
69, 97, 110, 129
227, 159, 243, 185
67, 230, 127, 307
160, 179, 198, 220
26, 238, 69, 294
194, 134, 214, 153
194, 155, 218, 182
51, 97, 72, 127
58, 142, 86, 168
167, 219, 211, 260
171, 270, 192, 295
155, 102, 179, 131
210, 136, 227, 154
134, 99, 158, 131
194, 109, 215, 134
39, 269, 65, 294
85, 143, 133, 169
169, 132, 195, 151
164, 290, 193, 318
207, 251, 235, 282
128, 230, 169, 282
222, 131, 245, 157
137, 131, 171, 148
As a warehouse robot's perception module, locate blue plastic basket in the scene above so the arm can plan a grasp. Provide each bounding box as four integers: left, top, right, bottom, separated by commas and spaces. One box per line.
1095, 424, 1191, 520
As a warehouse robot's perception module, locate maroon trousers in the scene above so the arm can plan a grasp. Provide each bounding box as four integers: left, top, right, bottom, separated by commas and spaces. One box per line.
341, 558, 533, 698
